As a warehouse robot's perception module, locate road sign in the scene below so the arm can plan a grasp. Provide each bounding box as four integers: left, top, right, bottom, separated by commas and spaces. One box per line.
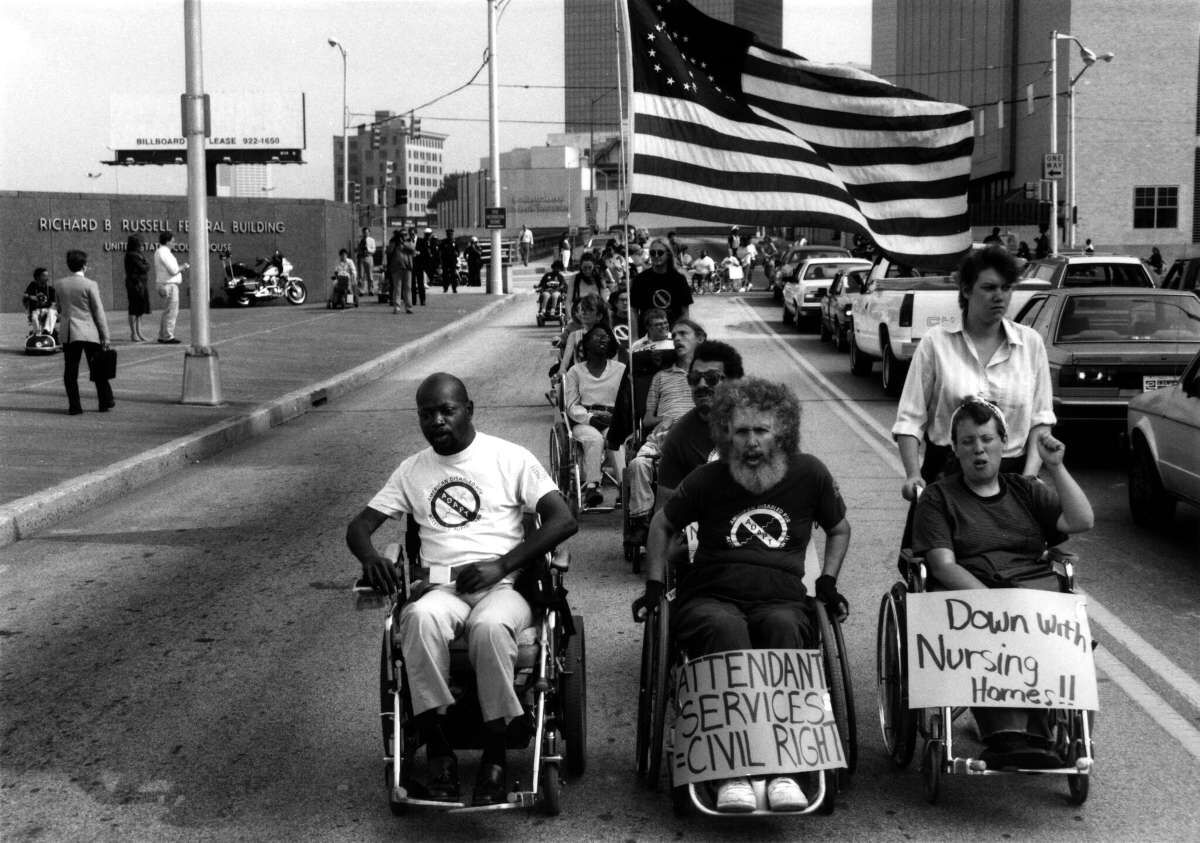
1043, 153, 1064, 180
485, 206, 506, 229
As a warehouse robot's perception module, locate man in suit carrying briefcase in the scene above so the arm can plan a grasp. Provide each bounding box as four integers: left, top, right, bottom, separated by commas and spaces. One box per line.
54, 249, 114, 415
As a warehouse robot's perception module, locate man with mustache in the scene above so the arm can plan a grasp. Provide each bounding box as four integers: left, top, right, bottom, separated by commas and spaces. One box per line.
632, 377, 852, 813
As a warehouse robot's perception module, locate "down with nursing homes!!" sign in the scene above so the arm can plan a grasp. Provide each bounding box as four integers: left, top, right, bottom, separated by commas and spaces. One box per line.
671, 649, 845, 786
905, 589, 1099, 710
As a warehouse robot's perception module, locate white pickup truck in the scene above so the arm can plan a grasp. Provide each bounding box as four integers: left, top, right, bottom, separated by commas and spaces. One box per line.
849, 256, 1047, 395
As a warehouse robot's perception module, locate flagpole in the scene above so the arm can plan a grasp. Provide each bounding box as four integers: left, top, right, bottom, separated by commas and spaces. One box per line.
616, 0, 634, 241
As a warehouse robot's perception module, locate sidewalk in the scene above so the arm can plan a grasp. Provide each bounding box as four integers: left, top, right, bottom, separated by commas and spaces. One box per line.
0, 265, 548, 545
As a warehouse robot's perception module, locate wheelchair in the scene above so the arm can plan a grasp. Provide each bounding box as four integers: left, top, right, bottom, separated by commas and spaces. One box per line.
875, 545, 1095, 805
548, 395, 620, 517
536, 290, 565, 328
606, 347, 679, 572
358, 533, 586, 817
635, 552, 858, 816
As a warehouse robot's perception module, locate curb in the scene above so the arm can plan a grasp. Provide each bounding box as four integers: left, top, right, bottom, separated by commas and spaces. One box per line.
0, 294, 526, 547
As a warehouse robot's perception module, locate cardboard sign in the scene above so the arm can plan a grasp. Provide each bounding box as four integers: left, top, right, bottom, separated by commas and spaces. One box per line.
671, 649, 845, 786
905, 589, 1098, 711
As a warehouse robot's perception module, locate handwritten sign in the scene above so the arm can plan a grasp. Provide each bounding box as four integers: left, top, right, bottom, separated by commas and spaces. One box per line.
671, 649, 845, 786
905, 589, 1098, 711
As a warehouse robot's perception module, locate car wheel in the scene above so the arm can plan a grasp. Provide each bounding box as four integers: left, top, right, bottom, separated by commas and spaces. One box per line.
835, 321, 849, 352
849, 331, 872, 376
1128, 436, 1175, 528
881, 341, 908, 396
781, 304, 791, 326
819, 314, 832, 342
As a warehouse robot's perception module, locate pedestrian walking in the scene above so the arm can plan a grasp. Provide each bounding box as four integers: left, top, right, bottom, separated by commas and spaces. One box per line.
466, 236, 484, 287
1033, 224, 1050, 259
356, 227, 377, 294
123, 234, 150, 342
414, 228, 435, 306
1147, 246, 1164, 275
440, 229, 460, 293
518, 224, 534, 266
154, 231, 188, 344
54, 249, 113, 415
559, 231, 572, 270
386, 229, 415, 313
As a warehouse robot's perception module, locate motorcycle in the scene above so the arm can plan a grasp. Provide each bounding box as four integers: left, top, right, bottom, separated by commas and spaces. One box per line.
220, 249, 307, 307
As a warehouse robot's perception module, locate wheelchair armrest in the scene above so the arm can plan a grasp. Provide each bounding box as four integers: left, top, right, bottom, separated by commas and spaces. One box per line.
550, 547, 570, 572
1043, 547, 1078, 592
898, 548, 929, 593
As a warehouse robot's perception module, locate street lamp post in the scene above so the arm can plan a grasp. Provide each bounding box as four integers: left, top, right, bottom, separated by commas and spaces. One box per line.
588, 89, 615, 231
328, 38, 348, 204
1050, 31, 1113, 254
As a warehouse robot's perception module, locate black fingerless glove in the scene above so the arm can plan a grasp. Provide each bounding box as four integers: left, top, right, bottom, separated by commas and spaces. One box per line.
815, 574, 849, 618
632, 579, 665, 622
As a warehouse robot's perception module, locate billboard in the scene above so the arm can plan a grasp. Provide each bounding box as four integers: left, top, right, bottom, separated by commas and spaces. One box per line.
109, 91, 305, 165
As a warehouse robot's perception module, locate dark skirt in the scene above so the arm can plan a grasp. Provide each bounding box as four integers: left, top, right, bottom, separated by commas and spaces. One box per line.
125, 278, 151, 316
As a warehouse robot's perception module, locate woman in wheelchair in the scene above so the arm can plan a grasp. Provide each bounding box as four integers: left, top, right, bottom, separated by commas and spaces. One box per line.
912, 396, 1094, 769
632, 378, 852, 812
563, 324, 626, 508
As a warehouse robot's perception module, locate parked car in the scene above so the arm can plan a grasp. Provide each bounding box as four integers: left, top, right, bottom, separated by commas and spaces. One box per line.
1126, 346, 1200, 528
819, 268, 869, 351
1012, 288, 1200, 425
1018, 253, 1156, 289
769, 244, 852, 300
781, 257, 871, 329
1159, 256, 1200, 296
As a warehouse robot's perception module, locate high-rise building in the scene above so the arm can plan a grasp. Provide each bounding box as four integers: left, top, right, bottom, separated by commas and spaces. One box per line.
333, 110, 448, 219
873, 0, 1197, 250
563, 0, 783, 134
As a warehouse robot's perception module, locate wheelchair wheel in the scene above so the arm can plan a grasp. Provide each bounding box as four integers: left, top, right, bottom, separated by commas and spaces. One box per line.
921, 713, 945, 804
876, 583, 917, 768
561, 616, 587, 778
635, 599, 670, 788
816, 601, 857, 776
380, 625, 417, 815
816, 769, 837, 814
1065, 710, 1092, 805
540, 760, 562, 815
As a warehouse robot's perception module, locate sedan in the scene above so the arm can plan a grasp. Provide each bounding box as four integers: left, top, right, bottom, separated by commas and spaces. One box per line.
1013, 288, 1200, 425
781, 258, 872, 330
770, 244, 851, 300
819, 268, 868, 351
1126, 347, 1200, 527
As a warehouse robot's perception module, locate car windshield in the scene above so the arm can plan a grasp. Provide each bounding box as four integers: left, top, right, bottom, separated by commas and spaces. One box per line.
1056, 294, 1200, 343
1061, 262, 1153, 287
803, 262, 865, 280
785, 248, 849, 263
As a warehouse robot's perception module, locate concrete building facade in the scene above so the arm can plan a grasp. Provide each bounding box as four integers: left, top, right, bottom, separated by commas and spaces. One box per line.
333, 110, 448, 221
873, 0, 1199, 255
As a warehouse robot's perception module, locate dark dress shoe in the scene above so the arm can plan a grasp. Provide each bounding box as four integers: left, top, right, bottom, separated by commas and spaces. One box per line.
99, 401, 115, 412
68, 408, 83, 416
425, 754, 460, 802
471, 762, 508, 806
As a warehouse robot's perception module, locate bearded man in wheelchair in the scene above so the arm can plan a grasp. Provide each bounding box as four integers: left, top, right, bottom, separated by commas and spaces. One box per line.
347, 373, 578, 806
632, 377, 852, 813
911, 396, 1094, 769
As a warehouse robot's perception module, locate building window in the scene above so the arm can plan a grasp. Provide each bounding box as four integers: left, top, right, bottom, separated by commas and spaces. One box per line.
1133, 186, 1178, 229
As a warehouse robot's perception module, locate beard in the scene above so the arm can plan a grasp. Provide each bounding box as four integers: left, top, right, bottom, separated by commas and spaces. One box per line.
727, 449, 789, 494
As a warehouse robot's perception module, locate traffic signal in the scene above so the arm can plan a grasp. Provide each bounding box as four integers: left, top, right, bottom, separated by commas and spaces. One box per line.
410, 116, 421, 139
384, 160, 394, 182
396, 188, 408, 206
370, 125, 381, 149
350, 181, 361, 202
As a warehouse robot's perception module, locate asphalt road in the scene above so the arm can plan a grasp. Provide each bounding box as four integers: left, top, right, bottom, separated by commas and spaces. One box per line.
2, 292, 1198, 842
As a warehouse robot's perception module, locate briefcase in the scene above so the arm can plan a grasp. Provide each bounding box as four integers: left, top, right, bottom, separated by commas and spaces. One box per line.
90, 347, 117, 381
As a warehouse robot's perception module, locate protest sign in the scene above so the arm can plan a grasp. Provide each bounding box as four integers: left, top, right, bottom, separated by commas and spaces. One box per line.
905, 589, 1098, 710
671, 649, 845, 786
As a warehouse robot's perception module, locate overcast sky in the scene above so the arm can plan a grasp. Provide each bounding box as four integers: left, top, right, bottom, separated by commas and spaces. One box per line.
0, 0, 871, 199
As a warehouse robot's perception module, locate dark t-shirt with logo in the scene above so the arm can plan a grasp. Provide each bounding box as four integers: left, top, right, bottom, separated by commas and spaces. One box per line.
630, 267, 693, 327
657, 408, 716, 489
664, 453, 847, 605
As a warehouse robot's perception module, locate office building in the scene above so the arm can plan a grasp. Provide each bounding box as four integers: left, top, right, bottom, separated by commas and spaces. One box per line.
333, 110, 448, 220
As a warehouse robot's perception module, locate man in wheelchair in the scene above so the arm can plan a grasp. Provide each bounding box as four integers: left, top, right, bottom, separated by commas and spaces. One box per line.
632, 377, 852, 812
911, 396, 1094, 769
347, 373, 578, 806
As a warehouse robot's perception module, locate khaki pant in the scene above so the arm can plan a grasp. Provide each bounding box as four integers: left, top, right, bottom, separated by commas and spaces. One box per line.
399, 581, 531, 723
157, 284, 180, 340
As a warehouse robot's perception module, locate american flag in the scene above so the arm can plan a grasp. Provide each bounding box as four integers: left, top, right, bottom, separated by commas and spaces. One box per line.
625, 0, 974, 267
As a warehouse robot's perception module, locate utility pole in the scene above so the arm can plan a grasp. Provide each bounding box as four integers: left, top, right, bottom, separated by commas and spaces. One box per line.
180, 0, 221, 404
487, 0, 503, 294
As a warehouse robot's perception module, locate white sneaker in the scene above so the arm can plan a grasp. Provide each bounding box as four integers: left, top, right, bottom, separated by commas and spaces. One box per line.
766, 776, 808, 812
715, 777, 756, 813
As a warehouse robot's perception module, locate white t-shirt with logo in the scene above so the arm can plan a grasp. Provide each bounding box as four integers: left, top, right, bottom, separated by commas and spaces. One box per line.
368, 432, 558, 572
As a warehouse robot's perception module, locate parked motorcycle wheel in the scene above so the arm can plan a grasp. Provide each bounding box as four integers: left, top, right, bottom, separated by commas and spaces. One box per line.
233, 294, 252, 307
285, 280, 307, 305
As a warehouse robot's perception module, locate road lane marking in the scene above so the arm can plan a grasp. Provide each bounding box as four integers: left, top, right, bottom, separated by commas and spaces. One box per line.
729, 297, 1200, 745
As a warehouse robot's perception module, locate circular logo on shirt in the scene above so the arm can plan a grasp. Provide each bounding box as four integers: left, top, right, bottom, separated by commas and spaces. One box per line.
613, 323, 630, 343
728, 506, 790, 549
429, 478, 481, 529
651, 288, 673, 309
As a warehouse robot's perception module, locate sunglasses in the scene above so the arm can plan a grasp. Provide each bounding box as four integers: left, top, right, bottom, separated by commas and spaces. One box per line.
648, 249, 668, 256
687, 370, 726, 387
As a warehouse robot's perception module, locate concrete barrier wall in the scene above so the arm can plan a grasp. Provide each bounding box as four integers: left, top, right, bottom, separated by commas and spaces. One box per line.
1, 191, 356, 312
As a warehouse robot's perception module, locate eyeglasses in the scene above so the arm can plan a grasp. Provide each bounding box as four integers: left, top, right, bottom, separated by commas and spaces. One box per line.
687, 370, 726, 387
648, 249, 667, 256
